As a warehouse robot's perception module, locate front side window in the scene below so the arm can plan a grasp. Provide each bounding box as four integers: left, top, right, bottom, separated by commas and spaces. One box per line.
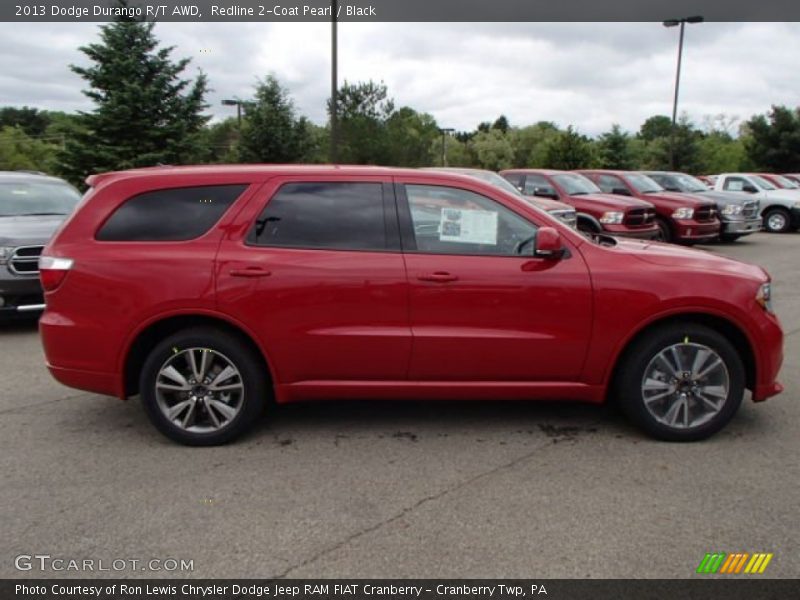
97, 184, 247, 241
522, 174, 553, 196
405, 184, 537, 256
625, 174, 663, 194
248, 182, 386, 251
551, 173, 601, 196
723, 177, 747, 192
596, 174, 625, 194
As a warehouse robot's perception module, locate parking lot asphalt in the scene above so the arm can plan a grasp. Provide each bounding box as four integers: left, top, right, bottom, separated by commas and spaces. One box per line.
1, 232, 798, 580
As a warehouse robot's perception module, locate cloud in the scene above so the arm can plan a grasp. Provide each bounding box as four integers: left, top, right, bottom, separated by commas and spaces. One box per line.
0, 21, 798, 136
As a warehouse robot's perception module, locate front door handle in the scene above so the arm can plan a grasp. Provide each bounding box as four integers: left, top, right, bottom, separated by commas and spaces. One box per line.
230, 267, 272, 278
417, 272, 458, 283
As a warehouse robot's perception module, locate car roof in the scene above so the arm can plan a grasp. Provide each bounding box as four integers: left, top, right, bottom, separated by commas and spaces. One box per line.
500, 169, 565, 176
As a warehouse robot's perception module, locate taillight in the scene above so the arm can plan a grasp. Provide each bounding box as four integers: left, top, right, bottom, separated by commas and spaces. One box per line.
38, 256, 74, 291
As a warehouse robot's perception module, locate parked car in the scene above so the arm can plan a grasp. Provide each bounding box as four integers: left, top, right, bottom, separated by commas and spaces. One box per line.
781, 174, 800, 186
642, 171, 761, 242
757, 173, 800, 191
577, 170, 721, 244
424, 167, 577, 229
499, 169, 659, 239
0, 171, 81, 318
696, 175, 717, 187
39, 165, 783, 445
712, 173, 800, 233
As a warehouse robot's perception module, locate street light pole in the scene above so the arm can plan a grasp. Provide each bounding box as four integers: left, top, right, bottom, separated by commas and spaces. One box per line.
221, 98, 245, 127
439, 128, 455, 166
663, 15, 703, 170
330, 0, 339, 163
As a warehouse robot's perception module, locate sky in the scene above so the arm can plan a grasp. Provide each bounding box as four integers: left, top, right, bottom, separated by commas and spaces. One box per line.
0, 21, 798, 136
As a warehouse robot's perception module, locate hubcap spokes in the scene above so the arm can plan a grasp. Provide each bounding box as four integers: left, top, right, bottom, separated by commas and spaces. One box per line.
641, 342, 729, 430
155, 348, 244, 433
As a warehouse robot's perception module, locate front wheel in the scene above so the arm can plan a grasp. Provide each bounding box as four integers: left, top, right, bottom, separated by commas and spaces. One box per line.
140, 327, 269, 445
614, 324, 744, 441
763, 207, 791, 233
654, 218, 672, 243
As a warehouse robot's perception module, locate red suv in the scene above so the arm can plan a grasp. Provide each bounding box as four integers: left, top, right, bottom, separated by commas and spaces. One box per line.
500, 169, 659, 239
578, 170, 721, 244
40, 166, 783, 445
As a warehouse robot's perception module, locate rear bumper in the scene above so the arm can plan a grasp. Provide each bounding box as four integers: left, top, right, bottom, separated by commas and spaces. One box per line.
722, 217, 762, 235
46, 364, 120, 398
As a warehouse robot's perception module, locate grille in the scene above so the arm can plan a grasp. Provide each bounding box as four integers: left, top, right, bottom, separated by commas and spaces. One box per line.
694, 204, 716, 222
9, 245, 44, 275
625, 208, 656, 226
743, 200, 759, 219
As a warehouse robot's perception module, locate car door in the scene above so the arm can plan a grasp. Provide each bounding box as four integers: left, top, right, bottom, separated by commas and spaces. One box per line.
396, 179, 592, 382
216, 176, 411, 385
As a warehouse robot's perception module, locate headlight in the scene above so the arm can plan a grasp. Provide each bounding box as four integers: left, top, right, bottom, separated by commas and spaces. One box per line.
599, 211, 624, 224
721, 204, 743, 216
756, 282, 773, 313
0, 246, 15, 265
671, 207, 694, 219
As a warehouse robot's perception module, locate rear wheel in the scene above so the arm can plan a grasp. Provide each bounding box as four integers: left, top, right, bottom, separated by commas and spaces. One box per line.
140, 327, 268, 445
614, 324, 744, 441
763, 207, 791, 233
654, 218, 672, 243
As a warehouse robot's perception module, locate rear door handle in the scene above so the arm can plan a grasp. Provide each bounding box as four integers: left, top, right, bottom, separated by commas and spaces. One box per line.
229, 267, 272, 278
417, 272, 458, 283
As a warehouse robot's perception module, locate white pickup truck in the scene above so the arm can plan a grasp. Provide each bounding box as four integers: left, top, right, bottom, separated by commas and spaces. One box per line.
712, 173, 800, 233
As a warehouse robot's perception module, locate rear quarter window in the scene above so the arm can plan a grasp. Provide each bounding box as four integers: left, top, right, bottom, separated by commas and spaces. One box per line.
96, 184, 248, 241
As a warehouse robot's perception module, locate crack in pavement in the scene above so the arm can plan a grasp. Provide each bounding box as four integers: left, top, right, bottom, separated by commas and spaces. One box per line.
273, 434, 580, 578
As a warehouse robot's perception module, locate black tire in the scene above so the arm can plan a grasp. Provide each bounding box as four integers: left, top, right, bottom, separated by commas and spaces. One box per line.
140, 327, 269, 445
577, 220, 599, 237
654, 218, 672, 243
614, 323, 744, 442
762, 207, 791, 233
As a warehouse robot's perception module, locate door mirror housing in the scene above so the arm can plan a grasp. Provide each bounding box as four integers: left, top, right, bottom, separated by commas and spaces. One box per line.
612, 187, 632, 196
742, 184, 758, 193
534, 227, 565, 259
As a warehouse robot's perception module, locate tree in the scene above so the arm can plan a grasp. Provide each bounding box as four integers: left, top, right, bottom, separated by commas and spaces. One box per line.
385, 107, 439, 166
508, 122, 560, 167
57, 7, 209, 186
0, 126, 58, 171
237, 75, 314, 163
492, 115, 510, 134
595, 124, 635, 169
469, 129, 514, 170
329, 80, 394, 164
543, 126, 593, 170
638, 115, 673, 142
636, 114, 702, 172
744, 105, 800, 172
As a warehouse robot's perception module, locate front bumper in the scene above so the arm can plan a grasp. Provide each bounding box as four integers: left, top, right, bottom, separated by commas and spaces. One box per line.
722, 217, 762, 235
604, 226, 661, 240
673, 219, 721, 242
0, 274, 45, 316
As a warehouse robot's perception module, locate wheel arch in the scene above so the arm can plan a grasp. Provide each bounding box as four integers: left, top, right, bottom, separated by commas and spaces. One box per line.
576, 212, 602, 232
607, 312, 756, 398
121, 312, 276, 399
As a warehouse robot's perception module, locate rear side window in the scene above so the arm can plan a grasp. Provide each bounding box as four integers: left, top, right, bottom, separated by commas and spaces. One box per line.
248, 182, 387, 251
96, 185, 247, 241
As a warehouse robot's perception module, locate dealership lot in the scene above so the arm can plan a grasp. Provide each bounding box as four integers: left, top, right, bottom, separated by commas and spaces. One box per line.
1, 232, 798, 579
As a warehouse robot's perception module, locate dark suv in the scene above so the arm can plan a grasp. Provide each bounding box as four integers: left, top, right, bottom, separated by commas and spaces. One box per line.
500, 169, 659, 239
0, 171, 81, 317
578, 170, 721, 244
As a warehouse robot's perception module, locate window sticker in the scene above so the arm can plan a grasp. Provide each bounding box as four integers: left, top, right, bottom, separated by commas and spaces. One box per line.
727, 180, 744, 192
439, 208, 498, 245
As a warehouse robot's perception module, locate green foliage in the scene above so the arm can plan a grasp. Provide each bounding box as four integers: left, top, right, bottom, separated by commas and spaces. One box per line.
543, 126, 593, 170
509, 122, 559, 167
0, 126, 59, 171
595, 124, 635, 169
0, 107, 52, 137
469, 129, 515, 171
385, 107, 440, 167
638, 115, 673, 142
237, 75, 315, 163
635, 115, 701, 173
744, 105, 800, 171
57, 17, 210, 186
330, 80, 394, 164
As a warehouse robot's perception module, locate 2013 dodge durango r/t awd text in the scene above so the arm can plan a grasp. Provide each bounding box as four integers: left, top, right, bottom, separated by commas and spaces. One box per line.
39, 166, 784, 445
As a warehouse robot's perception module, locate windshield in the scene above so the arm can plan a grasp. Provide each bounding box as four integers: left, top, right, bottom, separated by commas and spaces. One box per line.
626, 173, 664, 194
665, 173, 708, 193
772, 175, 799, 189
451, 169, 523, 196
751, 175, 776, 190
0, 180, 81, 217
551, 173, 601, 195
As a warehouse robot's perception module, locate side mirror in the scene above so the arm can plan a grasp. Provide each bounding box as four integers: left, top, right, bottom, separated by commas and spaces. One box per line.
533, 187, 559, 200
612, 187, 632, 196
534, 227, 565, 259
742, 184, 758, 193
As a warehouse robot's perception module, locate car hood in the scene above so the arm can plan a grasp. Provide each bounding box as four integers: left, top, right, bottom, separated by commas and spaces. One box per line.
0, 215, 66, 246
613, 238, 766, 280
523, 196, 574, 212
639, 191, 712, 207
691, 190, 753, 206
570, 193, 653, 210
